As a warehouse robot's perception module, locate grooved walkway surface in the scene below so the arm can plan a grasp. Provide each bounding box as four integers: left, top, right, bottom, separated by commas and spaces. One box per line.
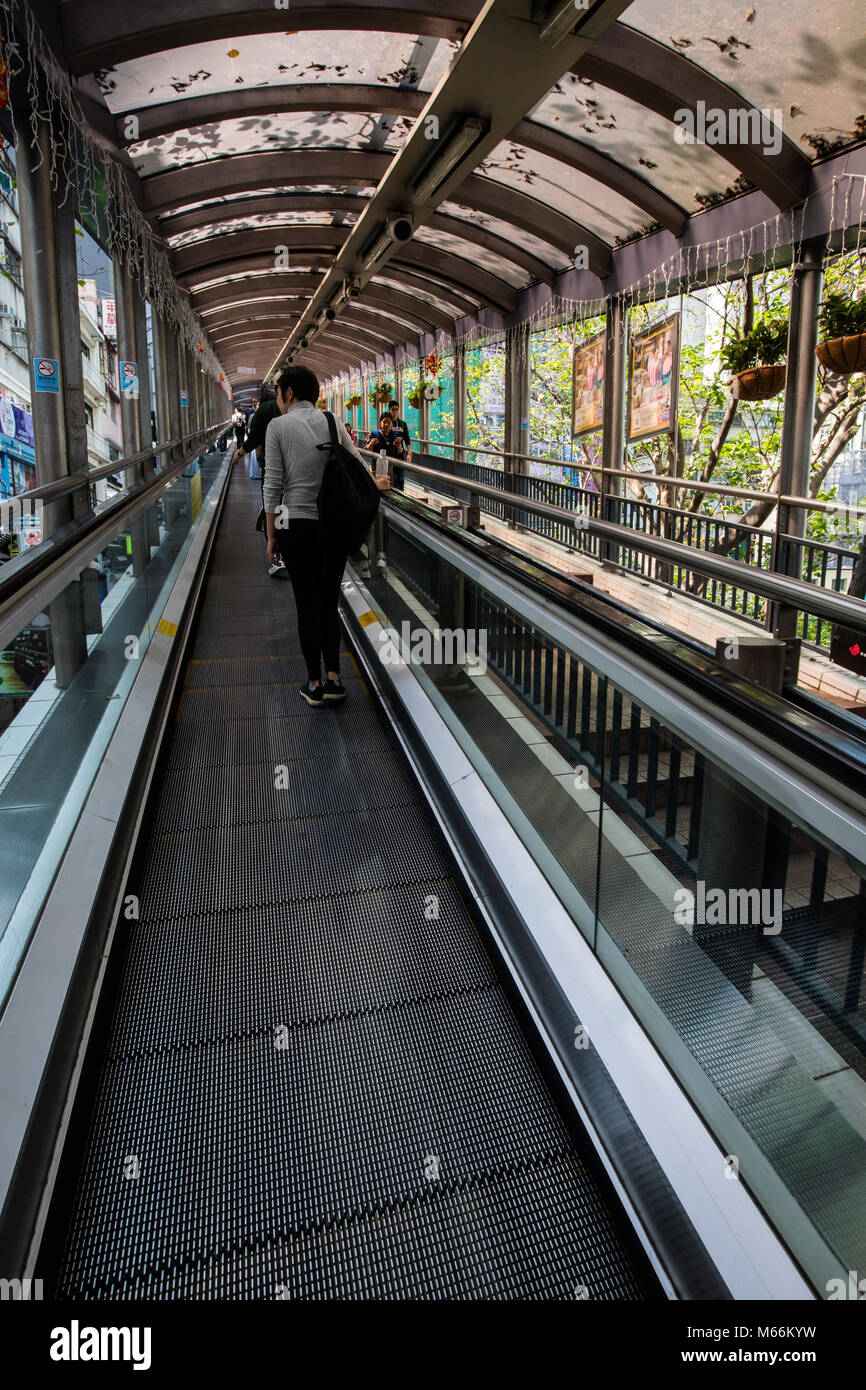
54, 463, 648, 1301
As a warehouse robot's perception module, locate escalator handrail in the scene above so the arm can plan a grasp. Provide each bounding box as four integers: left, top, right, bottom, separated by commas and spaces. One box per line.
379, 488, 866, 806
370, 449, 866, 635
0, 426, 230, 648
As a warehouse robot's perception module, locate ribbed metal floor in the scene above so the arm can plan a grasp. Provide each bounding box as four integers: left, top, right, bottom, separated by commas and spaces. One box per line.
53, 461, 650, 1300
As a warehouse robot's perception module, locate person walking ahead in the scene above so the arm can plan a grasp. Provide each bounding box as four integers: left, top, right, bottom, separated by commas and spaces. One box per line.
264, 365, 390, 707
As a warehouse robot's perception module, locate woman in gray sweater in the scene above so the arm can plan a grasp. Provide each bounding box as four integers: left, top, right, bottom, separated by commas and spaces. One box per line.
263, 365, 390, 707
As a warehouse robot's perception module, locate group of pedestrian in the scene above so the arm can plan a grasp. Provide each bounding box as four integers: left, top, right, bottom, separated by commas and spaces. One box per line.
241, 364, 391, 707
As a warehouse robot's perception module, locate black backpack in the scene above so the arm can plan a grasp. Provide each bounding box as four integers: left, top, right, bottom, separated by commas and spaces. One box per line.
316, 410, 380, 553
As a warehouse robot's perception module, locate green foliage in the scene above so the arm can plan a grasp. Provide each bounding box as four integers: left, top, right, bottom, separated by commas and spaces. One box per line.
819, 292, 866, 340
720, 316, 789, 373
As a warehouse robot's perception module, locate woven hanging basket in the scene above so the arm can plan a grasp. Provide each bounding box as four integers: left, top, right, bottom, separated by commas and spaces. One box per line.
814, 334, 866, 376
732, 365, 787, 401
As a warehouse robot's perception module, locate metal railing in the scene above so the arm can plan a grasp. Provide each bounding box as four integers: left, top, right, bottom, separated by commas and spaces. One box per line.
0, 422, 230, 653
364, 448, 866, 641
12, 424, 225, 506
404, 443, 864, 651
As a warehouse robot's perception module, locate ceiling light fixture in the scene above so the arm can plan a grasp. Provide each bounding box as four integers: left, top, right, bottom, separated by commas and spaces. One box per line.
538, 0, 592, 48
409, 117, 488, 206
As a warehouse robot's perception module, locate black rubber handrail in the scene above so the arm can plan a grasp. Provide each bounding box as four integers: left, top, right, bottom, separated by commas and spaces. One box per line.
383, 487, 866, 802
0, 426, 229, 613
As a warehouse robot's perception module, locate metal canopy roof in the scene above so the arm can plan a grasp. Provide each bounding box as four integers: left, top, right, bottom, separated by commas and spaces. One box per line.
54, 0, 866, 385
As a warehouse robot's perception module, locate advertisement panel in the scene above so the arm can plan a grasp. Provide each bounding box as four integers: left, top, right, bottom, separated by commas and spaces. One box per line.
572, 331, 605, 439
627, 314, 680, 442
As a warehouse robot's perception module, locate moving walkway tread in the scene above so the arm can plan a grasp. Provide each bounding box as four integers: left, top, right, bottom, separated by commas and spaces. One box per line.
43, 462, 657, 1301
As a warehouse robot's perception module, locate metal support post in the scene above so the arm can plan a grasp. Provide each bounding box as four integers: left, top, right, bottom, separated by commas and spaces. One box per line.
454, 343, 466, 462
771, 237, 825, 643
601, 296, 627, 565
15, 110, 88, 686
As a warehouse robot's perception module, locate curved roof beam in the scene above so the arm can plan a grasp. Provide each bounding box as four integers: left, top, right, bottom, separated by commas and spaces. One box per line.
161, 192, 555, 285
160, 193, 369, 240
344, 306, 424, 343
297, 351, 356, 378
143, 151, 585, 267
136, 84, 685, 235
333, 309, 422, 347
214, 315, 397, 359
370, 267, 477, 317
202, 302, 309, 328
391, 243, 516, 313
203, 303, 304, 332
173, 226, 517, 313
317, 322, 401, 356
192, 271, 457, 332
62, 0, 477, 74
319, 332, 395, 366
210, 331, 289, 351
185, 253, 482, 321
173, 225, 345, 279
456, 174, 608, 270
574, 26, 810, 209
143, 151, 390, 218
194, 274, 324, 311
359, 286, 454, 334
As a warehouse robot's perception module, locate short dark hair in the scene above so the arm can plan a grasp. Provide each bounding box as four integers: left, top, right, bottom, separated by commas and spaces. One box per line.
275, 364, 319, 403
259, 385, 276, 402
379, 412, 393, 425
388, 399, 399, 409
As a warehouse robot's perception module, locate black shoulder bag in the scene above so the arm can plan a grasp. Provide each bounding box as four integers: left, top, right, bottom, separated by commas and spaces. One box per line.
316, 410, 380, 554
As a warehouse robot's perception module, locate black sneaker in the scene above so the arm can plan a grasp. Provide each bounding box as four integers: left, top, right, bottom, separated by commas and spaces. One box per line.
300, 681, 325, 707
321, 678, 347, 703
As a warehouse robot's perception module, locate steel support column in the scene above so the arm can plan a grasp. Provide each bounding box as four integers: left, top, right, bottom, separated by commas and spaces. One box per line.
601, 296, 628, 564
135, 290, 153, 474
15, 111, 88, 686
454, 343, 466, 462
114, 259, 152, 575
771, 237, 825, 642
178, 349, 190, 443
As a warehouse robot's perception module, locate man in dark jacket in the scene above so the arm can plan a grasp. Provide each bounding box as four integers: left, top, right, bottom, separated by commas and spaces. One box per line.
237, 386, 287, 578
237, 386, 279, 463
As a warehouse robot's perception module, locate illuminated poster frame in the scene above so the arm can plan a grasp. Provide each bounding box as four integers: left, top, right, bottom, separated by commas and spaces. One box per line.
572, 330, 605, 439
627, 313, 680, 443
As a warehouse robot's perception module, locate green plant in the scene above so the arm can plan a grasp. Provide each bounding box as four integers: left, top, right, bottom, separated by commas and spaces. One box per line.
819, 292, 866, 340
369, 380, 394, 407
345, 392, 362, 408
408, 377, 441, 409
721, 316, 789, 374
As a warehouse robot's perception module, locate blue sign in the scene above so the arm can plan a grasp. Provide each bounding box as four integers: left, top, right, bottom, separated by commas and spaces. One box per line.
11, 405, 33, 449
120, 361, 139, 397
34, 357, 59, 393
180, 390, 189, 408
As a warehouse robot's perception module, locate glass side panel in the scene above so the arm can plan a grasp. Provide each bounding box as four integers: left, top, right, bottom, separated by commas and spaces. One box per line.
346, 512, 866, 1293
0, 444, 230, 1007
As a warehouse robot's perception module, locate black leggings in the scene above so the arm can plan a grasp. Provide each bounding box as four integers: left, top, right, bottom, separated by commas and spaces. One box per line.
278, 519, 346, 680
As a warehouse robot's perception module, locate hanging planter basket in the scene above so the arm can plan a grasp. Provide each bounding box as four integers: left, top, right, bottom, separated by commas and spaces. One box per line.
408, 390, 421, 410
814, 334, 866, 376
368, 381, 394, 409
732, 365, 787, 401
